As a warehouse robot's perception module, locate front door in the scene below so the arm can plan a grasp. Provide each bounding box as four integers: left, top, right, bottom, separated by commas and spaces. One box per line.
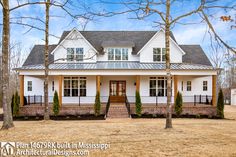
110, 81, 126, 103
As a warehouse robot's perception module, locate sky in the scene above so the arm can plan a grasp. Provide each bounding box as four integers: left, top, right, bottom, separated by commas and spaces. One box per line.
1, 0, 236, 63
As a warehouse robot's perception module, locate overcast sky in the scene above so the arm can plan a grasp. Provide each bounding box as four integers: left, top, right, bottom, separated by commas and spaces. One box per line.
2, 0, 236, 61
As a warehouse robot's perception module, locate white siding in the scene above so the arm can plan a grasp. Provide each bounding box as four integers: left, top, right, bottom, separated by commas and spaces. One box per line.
97, 47, 139, 61
231, 89, 236, 105
24, 76, 44, 96
139, 31, 183, 63
53, 30, 97, 63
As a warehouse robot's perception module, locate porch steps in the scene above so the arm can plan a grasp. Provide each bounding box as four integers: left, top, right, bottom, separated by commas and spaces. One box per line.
107, 104, 130, 118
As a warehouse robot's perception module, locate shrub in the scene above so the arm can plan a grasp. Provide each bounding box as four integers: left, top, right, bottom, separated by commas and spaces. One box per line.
217, 89, 224, 119
94, 91, 101, 116
53, 90, 60, 116
174, 91, 183, 116
12, 91, 20, 117
135, 91, 142, 117
24, 96, 28, 105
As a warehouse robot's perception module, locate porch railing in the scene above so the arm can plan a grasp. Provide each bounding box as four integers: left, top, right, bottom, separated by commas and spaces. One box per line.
125, 95, 131, 116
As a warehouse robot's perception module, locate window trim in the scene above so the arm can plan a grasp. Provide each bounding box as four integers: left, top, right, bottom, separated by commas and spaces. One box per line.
203, 81, 208, 91
63, 77, 87, 97
149, 77, 172, 97
186, 81, 191, 91
108, 48, 128, 61
27, 81, 32, 92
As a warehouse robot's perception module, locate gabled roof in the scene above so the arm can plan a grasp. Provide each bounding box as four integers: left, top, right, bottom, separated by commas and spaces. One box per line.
180, 45, 212, 66
58, 30, 177, 55
23, 45, 56, 66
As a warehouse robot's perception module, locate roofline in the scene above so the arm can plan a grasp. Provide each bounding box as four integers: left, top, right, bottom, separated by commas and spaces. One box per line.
50, 28, 98, 54
137, 29, 186, 55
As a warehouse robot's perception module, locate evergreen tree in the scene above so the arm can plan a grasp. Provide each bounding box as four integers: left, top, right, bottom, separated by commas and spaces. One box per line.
135, 91, 142, 117
217, 89, 224, 119
94, 91, 101, 116
174, 91, 183, 116
53, 91, 60, 116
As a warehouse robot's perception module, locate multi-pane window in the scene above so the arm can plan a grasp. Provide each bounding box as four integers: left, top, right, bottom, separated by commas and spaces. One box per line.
153, 48, 166, 62
75, 48, 84, 61
187, 81, 191, 91
203, 81, 208, 91
64, 77, 86, 97
27, 81, 32, 91
149, 77, 172, 96
108, 48, 128, 61
67, 48, 83, 61
67, 48, 74, 61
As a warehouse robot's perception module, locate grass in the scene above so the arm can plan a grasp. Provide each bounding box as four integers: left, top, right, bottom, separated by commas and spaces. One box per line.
0, 106, 236, 157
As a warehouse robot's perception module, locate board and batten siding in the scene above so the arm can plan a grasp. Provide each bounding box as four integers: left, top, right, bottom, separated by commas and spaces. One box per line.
139, 31, 183, 63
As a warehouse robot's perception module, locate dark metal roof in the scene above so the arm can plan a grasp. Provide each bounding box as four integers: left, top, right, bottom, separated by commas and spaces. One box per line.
180, 45, 212, 66
101, 40, 135, 48
19, 61, 214, 70
23, 45, 56, 66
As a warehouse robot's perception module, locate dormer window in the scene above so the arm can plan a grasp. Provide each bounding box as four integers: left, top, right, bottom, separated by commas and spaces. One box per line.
153, 48, 166, 62
108, 48, 128, 61
67, 48, 84, 61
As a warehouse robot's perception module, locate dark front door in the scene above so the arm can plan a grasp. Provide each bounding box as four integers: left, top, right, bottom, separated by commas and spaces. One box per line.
110, 81, 126, 103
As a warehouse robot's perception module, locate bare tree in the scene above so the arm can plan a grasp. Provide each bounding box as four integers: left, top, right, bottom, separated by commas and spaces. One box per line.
89, 0, 236, 128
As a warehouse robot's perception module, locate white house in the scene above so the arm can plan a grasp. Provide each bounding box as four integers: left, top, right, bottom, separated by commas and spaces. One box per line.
16, 28, 217, 108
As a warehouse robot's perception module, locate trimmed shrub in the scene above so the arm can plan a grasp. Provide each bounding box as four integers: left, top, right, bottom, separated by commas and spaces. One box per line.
53, 90, 60, 116
12, 91, 20, 117
135, 91, 142, 117
174, 91, 183, 116
217, 89, 224, 119
94, 91, 101, 116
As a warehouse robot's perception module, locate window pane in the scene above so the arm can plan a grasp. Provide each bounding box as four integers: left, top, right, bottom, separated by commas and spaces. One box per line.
64, 80, 71, 88
122, 48, 128, 60
72, 89, 78, 97
76, 48, 83, 61
64, 89, 70, 96
67, 48, 74, 61
150, 89, 156, 96
27, 81, 32, 91
158, 89, 164, 96
153, 48, 161, 54
80, 80, 86, 88
72, 80, 78, 88
187, 81, 191, 91
80, 89, 86, 96
115, 48, 121, 60
108, 48, 114, 60
162, 48, 166, 61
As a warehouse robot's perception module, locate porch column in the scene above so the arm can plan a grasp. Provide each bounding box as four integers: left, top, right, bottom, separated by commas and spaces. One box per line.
19, 75, 24, 106
212, 75, 217, 106
136, 75, 140, 92
96, 75, 101, 93
58, 75, 62, 106
174, 75, 178, 101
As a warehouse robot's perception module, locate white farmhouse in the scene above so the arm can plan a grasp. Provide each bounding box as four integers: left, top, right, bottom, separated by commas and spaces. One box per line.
16, 29, 218, 117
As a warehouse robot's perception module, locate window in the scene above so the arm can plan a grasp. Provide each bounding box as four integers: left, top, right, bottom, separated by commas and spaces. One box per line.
149, 77, 172, 96
67, 48, 74, 61
64, 77, 86, 97
52, 81, 54, 91
181, 81, 183, 91
187, 81, 191, 91
108, 48, 128, 61
153, 48, 166, 62
108, 48, 114, 60
122, 48, 128, 60
76, 48, 84, 61
203, 81, 208, 91
27, 81, 32, 91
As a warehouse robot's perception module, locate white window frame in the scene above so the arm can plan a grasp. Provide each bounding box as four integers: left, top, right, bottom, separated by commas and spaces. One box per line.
149, 77, 172, 97
67, 48, 84, 62
27, 81, 32, 91
64, 77, 87, 97
153, 48, 166, 62
187, 81, 191, 91
203, 81, 208, 91
108, 48, 128, 61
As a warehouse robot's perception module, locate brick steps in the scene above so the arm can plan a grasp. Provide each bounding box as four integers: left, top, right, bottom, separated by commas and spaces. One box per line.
107, 104, 130, 118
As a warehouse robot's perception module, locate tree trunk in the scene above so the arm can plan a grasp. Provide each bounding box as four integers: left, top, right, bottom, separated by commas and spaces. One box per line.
165, 0, 172, 129
44, 0, 50, 120
1, 0, 14, 129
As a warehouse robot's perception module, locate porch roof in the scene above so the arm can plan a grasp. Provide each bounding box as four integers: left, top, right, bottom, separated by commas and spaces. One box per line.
17, 61, 215, 70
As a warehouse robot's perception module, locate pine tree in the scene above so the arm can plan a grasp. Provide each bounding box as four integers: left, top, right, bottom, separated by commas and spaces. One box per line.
135, 91, 142, 117
174, 91, 183, 116
53, 91, 60, 116
217, 89, 224, 118
94, 91, 101, 116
